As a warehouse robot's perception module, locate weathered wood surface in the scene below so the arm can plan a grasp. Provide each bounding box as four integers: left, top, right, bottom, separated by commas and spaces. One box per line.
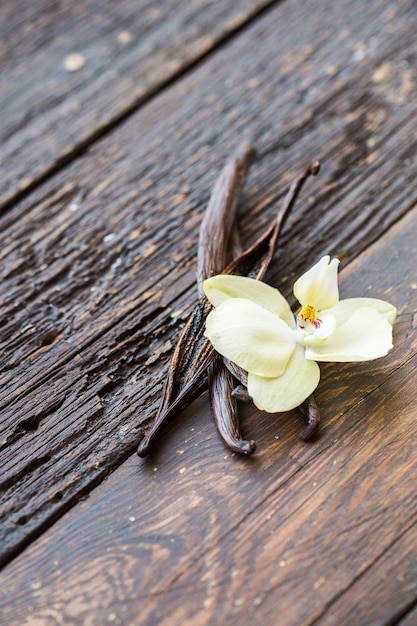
0, 0, 275, 208
1, 0, 416, 567
0, 207, 416, 625
0, 0, 417, 622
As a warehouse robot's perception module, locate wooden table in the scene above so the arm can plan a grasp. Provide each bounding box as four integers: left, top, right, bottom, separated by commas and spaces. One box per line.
1, 1, 416, 624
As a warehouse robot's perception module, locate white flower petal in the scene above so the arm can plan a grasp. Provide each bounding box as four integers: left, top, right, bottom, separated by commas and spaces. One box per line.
294, 255, 340, 310
247, 345, 320, 412
314, 313, 337, 339
305, 307, 393, 362
203, 274, 295, 328
204, 298, 296, 377
301, 313, 337, 347
324, 297, 397, 326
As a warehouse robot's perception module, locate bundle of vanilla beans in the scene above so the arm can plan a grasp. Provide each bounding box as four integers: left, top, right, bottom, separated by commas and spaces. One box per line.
137, 143, 320, 457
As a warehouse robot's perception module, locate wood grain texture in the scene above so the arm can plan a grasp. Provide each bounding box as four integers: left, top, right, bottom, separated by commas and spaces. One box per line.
399, 604, 417, 626
0, 207, 415, 624
0, 0, 275, 208
0, 0, 416, 575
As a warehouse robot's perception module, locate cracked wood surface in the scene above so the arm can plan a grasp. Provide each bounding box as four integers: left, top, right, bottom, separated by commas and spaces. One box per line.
0, 0, 275, 208
0, 208, 416, 625
0, 0, 416, 623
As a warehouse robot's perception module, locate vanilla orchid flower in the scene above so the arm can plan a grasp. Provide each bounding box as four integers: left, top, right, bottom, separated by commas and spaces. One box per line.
203, 256, 396, 413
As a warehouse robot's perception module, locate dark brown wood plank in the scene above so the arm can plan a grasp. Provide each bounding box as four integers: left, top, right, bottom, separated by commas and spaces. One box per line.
0, 207, 415, 625
0, 0, 275, 208
317, 527, 417, 625
399, 605, 417, 626
1, 0, 417, 568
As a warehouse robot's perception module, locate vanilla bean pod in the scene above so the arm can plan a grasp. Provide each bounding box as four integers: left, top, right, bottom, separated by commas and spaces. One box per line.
197, 141, 257, 295
224, 160, 320, 281
138, 143, 256, 456
231, 386, 252, 403
137, 150, 321, 457
223, 358, 248, 388
298, 395, 320, 440
208, 355, 255, 454
201, 144, 256, 454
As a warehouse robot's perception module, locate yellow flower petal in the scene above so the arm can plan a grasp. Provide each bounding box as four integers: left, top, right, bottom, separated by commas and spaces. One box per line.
204, 298, 296, 377
203, 274, 296, 328
294, 255, 339, 310
305, 307, 393, 362
247, 345, 320, 412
